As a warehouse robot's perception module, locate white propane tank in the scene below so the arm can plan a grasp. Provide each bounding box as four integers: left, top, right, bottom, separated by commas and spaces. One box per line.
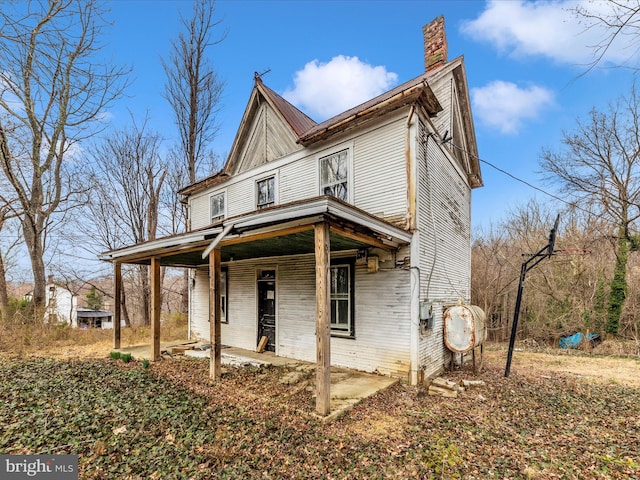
443, 305, 486, 353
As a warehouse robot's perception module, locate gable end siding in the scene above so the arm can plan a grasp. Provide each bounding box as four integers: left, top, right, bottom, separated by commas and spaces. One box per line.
233, 103, 302, 175
189, 113, 411, 230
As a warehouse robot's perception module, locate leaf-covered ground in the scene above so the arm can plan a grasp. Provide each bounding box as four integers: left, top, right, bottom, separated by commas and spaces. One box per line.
1, 354, 639, 479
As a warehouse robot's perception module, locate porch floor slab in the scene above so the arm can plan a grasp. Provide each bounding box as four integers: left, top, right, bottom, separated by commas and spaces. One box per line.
115, 341, 398, 421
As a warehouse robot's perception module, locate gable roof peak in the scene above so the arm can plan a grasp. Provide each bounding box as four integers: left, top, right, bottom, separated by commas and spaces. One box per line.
254, 77, 317, 137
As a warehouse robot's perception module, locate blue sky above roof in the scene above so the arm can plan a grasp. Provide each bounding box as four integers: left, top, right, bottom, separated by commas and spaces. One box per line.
103, 0, 637, 232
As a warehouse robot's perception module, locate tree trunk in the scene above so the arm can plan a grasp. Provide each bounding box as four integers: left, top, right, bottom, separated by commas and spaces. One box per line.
0, 251, 9, 320
181, 269, 189, 314
120, 286, 131, 327
140, 264, 150, 326
22, 217, 47, 317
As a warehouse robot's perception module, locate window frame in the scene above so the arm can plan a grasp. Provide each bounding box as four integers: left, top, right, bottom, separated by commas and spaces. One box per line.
329, 258, 355, 338
220, 267, 228, 324
318, 148, 353, 203
208, 267, 228, 324
209, 190, 226, 223
255, 174, 277, 209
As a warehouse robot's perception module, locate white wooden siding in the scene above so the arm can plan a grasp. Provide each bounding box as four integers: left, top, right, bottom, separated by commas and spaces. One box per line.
189, 193, 211, 230
190, 264, 258, 351
278, 157, 316, 205
190, 268, 210, 340
415, 118, 472, 378
353, 116, 407, 225
191, 254, 412, 378
188, 112, 411, 231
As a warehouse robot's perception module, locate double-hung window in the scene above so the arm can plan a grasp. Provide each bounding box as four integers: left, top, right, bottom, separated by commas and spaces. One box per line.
256, 176, 275, 209
330, 261, 354, 337
320, 149, 349, 202
210, 191, 225, 223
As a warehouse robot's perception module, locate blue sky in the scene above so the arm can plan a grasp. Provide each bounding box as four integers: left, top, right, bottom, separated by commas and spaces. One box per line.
103, 0, 637, 233
8, 0, 639, 281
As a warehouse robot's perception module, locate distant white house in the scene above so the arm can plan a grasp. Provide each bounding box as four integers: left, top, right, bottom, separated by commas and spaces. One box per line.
25, 278, 115, 328
44, 282, 78, 326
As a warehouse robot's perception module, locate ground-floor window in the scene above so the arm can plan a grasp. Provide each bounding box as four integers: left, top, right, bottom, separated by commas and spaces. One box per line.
330, 259, 354, 337
208, 267, 228, 323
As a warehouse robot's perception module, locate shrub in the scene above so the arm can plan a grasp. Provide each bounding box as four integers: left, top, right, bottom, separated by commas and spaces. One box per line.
120, 352, 132, 363
109, 351, 121, 360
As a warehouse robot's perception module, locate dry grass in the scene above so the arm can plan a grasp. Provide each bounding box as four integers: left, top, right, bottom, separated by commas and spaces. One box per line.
0, 314, 189, 359
485, 340, 640, 388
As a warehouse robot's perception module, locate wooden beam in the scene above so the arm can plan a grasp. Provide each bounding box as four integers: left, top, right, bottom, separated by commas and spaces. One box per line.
314, 222, 331, 416
151, 257, 161, 361
219, 224, 314, 247
113, 262, 121, 349
209, 248, 222, 380
329, 224, 394, 251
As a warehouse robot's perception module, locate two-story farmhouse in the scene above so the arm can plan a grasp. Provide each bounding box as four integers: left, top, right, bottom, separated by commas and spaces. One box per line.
101, 17, 482, 414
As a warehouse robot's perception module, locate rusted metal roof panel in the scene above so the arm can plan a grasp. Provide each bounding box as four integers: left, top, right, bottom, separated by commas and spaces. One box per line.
258, 80, 317, 137
297, 70, 443, 146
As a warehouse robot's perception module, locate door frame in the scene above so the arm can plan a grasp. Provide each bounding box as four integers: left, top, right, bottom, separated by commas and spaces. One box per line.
256, 267, 277, 353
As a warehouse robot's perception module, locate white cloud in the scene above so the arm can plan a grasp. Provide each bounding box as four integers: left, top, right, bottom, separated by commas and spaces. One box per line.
283, 55, 398, 120
461, 0, 637, 67
471, 81, 555, 134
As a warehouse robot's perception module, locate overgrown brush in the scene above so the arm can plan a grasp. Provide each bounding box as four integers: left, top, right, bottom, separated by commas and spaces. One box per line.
0, 310, 188, 356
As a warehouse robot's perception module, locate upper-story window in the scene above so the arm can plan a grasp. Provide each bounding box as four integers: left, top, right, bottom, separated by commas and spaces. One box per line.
256, 176, 275, 209
320, 149, 349, 202
210, 191, 226, 223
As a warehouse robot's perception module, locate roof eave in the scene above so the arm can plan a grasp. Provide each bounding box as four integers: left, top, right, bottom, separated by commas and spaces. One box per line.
298, 82, 442, 147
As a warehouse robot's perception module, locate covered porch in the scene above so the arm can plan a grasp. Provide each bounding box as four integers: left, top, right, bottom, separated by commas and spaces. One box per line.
100, 196, 412, 415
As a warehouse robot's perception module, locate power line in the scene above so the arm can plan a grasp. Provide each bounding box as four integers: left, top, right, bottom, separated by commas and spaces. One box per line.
448, 142, 596, 218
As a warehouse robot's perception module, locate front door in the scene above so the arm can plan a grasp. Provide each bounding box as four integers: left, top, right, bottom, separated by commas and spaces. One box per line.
257, 270, 276, 352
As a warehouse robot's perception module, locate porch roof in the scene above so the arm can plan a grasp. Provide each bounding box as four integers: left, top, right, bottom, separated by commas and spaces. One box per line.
99, 196, 412, 267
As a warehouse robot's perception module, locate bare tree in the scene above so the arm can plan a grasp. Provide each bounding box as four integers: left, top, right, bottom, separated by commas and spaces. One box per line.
0, 205, 20, 320
163, 0, 225, 184
84, 120, 167, 326
0, 0, 128, 310
162, 0, 225, 314
540, 84, 640, 334
573, 1, 640, 72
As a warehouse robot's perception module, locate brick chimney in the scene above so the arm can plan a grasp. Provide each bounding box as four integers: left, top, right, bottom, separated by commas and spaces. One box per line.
423, 16, 447, 72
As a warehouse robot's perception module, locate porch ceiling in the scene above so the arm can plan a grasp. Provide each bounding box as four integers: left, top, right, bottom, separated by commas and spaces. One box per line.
100, 196, 412, 267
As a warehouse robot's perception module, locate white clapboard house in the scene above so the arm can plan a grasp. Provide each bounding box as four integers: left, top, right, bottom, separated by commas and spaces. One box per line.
101, 17, 482, 415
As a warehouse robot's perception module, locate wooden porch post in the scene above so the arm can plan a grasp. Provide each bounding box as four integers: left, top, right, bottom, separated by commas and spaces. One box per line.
113, 262, 121, 349
151, 257, 161, 361
209, 248, 222, 380
314, 222, 331, 416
